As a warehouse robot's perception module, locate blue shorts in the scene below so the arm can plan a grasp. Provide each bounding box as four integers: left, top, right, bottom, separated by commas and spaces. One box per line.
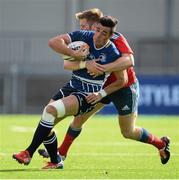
101, 81, 139, 115
52, 82, 96, 116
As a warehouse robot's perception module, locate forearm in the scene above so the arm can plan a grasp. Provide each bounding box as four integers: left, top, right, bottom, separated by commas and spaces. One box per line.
48, 35, 74, 56
103, 79, 125, 95
86, 71, 128, 105
102, 54, 134, 72
102, 70, 128, 96
64, 61, 86, 71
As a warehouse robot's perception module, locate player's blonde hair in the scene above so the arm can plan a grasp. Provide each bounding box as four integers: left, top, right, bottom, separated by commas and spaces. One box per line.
75, 8, 103, 23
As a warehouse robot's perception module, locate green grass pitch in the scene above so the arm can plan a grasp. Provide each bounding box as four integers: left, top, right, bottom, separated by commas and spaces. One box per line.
0, 114, 179, 179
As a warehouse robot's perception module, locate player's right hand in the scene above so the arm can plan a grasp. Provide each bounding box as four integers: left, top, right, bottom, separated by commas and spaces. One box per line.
72, 45, 89, 61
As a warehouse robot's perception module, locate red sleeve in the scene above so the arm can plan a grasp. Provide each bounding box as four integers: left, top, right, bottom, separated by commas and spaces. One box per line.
114, 34, 134, 54
103, 73, 117, 88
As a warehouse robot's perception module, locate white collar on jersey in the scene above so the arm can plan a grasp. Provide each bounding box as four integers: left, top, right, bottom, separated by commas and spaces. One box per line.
94, 40, 111, 50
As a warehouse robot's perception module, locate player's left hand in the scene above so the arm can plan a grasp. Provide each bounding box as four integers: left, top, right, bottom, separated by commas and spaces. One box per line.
86, 59, 104, 77
96, 64, 107, 72
86, 92, 102, 105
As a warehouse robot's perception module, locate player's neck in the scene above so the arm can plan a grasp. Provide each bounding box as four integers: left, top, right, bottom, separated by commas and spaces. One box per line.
94, 40, 110, 49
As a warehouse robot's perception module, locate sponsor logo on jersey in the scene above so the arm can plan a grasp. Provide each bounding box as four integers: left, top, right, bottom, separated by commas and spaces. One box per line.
99, 53, 106, 63
121, 105, 130, 111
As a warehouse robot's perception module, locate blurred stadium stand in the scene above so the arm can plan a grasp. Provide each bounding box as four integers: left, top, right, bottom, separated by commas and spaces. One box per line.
0, 0, 179, 114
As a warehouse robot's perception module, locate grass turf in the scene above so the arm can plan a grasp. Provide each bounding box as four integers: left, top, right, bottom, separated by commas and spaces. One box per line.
0, 114, 179, 179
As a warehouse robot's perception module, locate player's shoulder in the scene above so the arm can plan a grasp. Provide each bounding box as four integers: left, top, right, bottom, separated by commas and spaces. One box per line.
68, 30, 94, 43
108, 39, 117, 48
107, 41, 121, 55
111, 31, 128, 41
111, 32, 121, 40
76, 30, 94, 36
68, 30, 94, 37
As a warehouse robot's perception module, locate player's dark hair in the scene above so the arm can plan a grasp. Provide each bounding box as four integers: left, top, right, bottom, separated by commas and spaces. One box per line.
99, 16, 118, 34
75, 8, 103, 23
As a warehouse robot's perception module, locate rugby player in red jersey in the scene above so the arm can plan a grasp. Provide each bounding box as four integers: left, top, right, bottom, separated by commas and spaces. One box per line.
38, 8, 170, 167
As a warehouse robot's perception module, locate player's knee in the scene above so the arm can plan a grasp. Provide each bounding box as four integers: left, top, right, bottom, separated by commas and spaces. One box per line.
42, 105, 56, 124
48, 100, 66, 118
121, 129, 133, 139
46, 105, 57, 117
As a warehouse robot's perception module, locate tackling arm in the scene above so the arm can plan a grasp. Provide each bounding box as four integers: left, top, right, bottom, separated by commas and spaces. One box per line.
86, 70, 128, 104
96, 53, 134, 73
103, 70, 128, 95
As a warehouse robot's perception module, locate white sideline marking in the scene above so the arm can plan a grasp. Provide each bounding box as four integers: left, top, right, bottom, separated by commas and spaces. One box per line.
10, 125, 58, 133
11, 126, 35, 133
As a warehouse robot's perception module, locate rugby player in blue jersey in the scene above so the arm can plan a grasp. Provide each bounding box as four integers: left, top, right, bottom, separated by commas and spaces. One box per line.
38, 8, 170, 168
13, 16, 128, 169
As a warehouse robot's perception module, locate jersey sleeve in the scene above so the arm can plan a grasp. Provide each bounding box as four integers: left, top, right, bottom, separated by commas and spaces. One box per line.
111, 49, 121, 62
110, 42, 122, 62
114, 34, 134, 54
68, 30, 93, 42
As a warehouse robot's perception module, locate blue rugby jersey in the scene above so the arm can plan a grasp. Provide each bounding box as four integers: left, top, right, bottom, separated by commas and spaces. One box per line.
68, 30, 121, 93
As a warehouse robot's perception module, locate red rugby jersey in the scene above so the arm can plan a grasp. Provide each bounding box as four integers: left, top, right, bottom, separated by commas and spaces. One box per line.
103, 32, 137, 88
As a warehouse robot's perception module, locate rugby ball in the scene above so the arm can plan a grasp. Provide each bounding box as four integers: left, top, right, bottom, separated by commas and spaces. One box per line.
62, 41, 89, 61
